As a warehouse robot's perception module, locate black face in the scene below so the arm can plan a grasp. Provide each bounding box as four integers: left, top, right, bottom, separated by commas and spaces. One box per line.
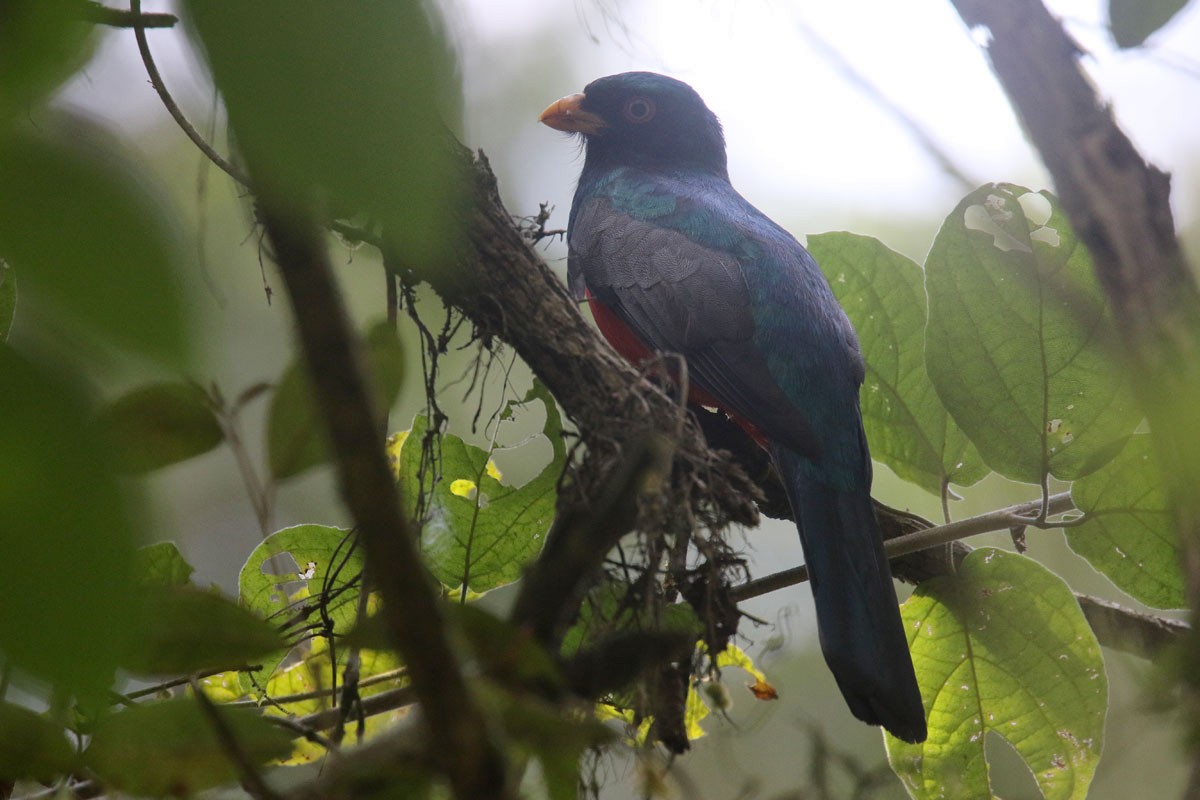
578, 72, 728, 178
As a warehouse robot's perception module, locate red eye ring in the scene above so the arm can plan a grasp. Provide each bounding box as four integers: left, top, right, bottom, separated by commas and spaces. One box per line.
622, 95, 657, 124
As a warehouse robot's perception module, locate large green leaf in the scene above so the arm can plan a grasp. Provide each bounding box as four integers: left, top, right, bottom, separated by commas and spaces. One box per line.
0, 347, 136, 696
886, 548, 1106, 800
809, 232, 987, 495
1068, 435, 1184, 608
925, 184, 1138, 484
98, 382, 223, 474
184, 2, 464, 264
239, 524, 363, 690
1109, 0, 1191, 47
0, 259, 14, 340
0, 701, 76, 782
124, 587, 285, 676
397, 381, 565, 595
86, 697, 295, 798
133, 541, 196, 589
268, 320, 404, 479
0, 122, 188, 364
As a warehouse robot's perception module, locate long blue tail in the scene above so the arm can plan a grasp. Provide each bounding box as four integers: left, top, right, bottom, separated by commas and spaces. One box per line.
771, 444, 926, 743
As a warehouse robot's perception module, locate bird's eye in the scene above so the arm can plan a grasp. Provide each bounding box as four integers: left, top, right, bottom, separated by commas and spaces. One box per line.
622, 96, 657, 124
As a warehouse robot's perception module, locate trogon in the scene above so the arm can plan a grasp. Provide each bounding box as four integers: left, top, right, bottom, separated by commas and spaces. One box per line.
539, 71, 926, 743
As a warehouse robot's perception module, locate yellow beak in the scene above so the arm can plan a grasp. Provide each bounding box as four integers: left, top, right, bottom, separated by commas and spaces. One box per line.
539, 93, 606, 134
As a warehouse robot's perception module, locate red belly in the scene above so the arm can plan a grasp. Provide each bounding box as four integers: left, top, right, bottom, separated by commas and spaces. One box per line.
586, 291, 768, 447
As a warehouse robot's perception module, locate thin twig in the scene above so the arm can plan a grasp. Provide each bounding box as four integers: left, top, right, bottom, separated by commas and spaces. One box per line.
121, 663, 262, 702
85, 2, 176, 28
130, 0, 251, 187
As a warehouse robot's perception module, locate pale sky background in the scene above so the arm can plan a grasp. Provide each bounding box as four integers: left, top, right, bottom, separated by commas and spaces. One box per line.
57, 1, 1200, 796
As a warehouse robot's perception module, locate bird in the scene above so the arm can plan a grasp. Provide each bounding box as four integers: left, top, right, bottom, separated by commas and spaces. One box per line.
539, 71, 926, 743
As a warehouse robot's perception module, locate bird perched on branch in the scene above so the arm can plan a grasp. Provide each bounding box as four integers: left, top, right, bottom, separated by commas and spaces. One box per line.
540, 71, 926, 743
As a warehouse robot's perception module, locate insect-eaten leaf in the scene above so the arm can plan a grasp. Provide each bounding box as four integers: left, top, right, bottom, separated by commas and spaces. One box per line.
886, 548, 1106, 800
97, 382, 223, 474
396, 380, 565, 596
924, 184, 1138, 485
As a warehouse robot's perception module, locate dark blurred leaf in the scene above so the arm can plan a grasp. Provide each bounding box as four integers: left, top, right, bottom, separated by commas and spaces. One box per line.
0, 260, 14, 340
133, 541, 196, 588
397, 380, 564, 594
886, 548, 1106, 800
0, 701, 76, 782
0, 346, 136, 696
925, 184, 1139, 484
268, 320, 404, 479
448, 603, 563, 691
86, 697, 295, 797
0, 121, 188, 364
125, 586, 284, 676
1110, 0, 1191, 47
184, 2, 464, 264
98, 382, 223, 474
0, 0, 96, 122
809, 232, 988, 495
1069, 434, 1184, 608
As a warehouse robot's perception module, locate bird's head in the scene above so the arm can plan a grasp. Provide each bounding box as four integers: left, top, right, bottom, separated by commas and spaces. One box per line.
540, 71, 728, 179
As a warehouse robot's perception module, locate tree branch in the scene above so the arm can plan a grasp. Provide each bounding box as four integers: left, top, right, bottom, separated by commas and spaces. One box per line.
251, 190, 509, 798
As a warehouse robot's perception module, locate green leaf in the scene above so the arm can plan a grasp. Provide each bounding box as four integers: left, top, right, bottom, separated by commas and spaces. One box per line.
924, 184, 1139, 484
86, 697, 295, 797
184, 2, 464, 264
809, 232, 988, 495
398, 380, 565, 595
238, 524, 363, 690
98, 382, 223, 474
0, 701, 76, 782
0, 259, 14, 340
133, 541, 196, 588
1068, 434, 1184, 608
886, 548, 1106, 800
124, 587, 285, 676
268, 320, 404, 479
0, 346, 136, 696
0, 121, 188, 364
1110, 0, 1190, 47
0, 0, 96, 122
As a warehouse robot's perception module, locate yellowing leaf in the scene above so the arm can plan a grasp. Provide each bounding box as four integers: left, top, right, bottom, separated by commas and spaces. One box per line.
450, 479, 478, 500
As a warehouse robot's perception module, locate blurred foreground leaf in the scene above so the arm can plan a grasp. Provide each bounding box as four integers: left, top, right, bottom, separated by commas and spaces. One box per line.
1109, 0, 1190, 47
185, 1, 465, 264
1069, 434, 1184, 608
0, 347, 136, 696
86, 697, 295, 797
887, 548, 1106, 800
0, 701, 76, 782
0, 0, 95, 122
125, 586, 284, 676
0, 260, 14, 340
98, 382, 223, 474
0, 121, 187, 364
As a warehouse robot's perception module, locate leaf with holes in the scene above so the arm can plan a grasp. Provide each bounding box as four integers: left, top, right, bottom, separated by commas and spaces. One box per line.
925, 184, 1138, 484
886, 548, 1106, 800
1068, 434, 1184, 608
810, 232, 987, 495
238, 524, 361, 692
397, 380, 564, 595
